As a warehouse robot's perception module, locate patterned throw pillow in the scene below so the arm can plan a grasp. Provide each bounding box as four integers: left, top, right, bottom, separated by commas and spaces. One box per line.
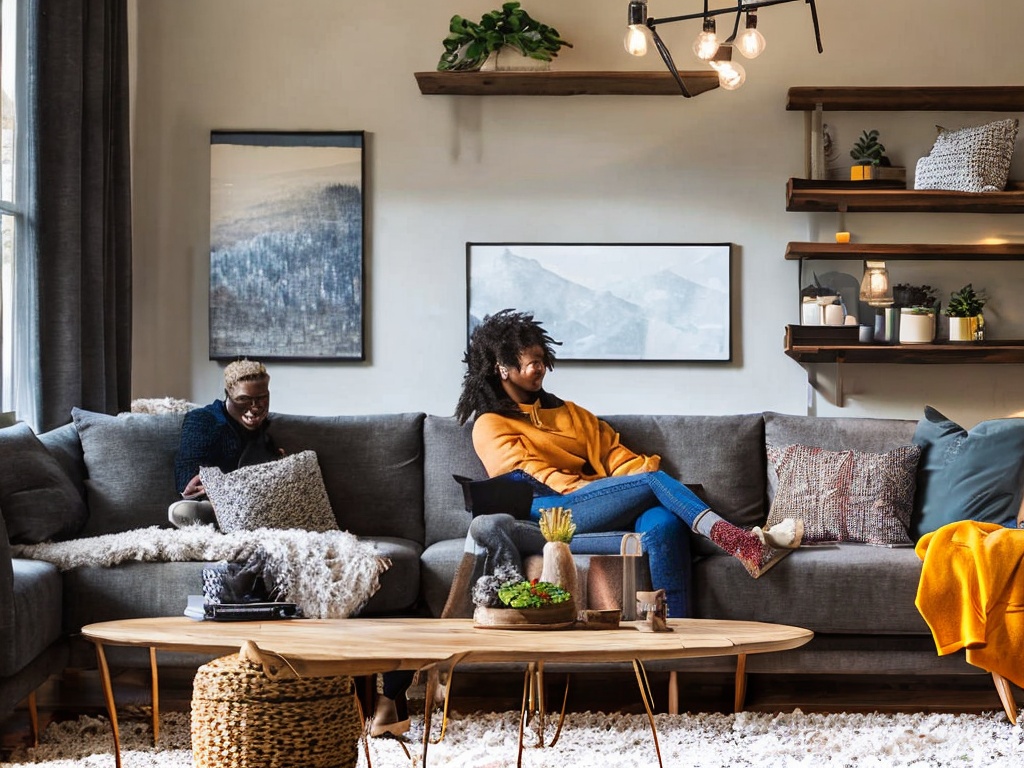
200, 450, 338, 534
765, 443, 922, 546
914, 118, 1019, 193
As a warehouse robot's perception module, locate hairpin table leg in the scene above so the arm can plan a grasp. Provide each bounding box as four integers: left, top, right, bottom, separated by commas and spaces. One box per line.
632, 658, 664, 768
26, 690, 39, 747
149, 647, 160, 745
92, 642, 122, 768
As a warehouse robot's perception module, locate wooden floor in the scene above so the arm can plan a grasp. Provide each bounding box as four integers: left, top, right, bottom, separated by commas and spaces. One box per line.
1, 665, 1017, 757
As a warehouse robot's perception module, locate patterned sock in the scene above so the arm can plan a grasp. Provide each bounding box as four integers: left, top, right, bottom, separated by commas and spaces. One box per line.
709, 519, 784, 578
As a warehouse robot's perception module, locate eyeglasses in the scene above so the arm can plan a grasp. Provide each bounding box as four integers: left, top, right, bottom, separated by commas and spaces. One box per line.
226, 391, 269, 409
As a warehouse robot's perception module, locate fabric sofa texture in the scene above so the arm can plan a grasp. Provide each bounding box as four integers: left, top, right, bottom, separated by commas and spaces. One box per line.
0, 408, 986, 722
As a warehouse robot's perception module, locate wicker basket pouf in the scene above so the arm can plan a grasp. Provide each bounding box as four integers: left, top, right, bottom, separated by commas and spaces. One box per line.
191, 642, 361, 768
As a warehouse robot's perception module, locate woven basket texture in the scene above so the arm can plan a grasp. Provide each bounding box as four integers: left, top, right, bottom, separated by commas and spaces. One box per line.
191, 653, 360, 768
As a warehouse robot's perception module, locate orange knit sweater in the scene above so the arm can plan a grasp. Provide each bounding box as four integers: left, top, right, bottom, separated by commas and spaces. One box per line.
915, 520, 1024, 687
472, 400, 660, 494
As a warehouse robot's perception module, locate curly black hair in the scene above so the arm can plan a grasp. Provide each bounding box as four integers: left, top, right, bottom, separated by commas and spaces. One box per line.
455, 309, 559, 424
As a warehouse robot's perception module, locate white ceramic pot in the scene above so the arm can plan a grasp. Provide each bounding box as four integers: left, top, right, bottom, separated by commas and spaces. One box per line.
478, 48, 551, 72
948, 316, 980, 342
898, 310, 935, 344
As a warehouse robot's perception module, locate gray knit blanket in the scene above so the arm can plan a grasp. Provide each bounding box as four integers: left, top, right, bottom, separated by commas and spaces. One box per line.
12, 525, 390, 619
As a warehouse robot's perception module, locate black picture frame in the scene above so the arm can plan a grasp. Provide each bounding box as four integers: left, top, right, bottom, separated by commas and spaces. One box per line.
209, 131, 365, 361
467, 242, 733, 362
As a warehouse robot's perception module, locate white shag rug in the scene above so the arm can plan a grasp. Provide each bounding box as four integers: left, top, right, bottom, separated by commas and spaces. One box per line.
4, 709, 1023, 767
11, 525, 390, 619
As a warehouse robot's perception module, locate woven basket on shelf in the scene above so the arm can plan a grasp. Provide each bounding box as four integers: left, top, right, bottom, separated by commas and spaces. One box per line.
191, 642, 361, 768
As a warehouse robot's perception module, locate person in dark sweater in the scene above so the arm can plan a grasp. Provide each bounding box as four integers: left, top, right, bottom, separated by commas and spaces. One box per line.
167, 359, 279, 527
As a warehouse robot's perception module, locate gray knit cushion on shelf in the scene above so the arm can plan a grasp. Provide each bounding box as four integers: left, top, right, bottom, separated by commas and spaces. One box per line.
200, 450, 338, 533
765, 442, 922, 546
914, 118, 1019, 193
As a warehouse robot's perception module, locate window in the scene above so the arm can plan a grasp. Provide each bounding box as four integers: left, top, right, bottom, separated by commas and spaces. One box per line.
0, 0, 26, 415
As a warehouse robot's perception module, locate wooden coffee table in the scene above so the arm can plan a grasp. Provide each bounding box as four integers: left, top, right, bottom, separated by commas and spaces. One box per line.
83, 616, 812, 768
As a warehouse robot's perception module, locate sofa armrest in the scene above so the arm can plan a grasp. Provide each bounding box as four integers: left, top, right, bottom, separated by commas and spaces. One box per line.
0, 511, 14, 635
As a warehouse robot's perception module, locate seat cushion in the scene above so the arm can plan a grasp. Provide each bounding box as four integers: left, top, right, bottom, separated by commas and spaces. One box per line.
0, 559, 63, 676
693, 544, 929, 635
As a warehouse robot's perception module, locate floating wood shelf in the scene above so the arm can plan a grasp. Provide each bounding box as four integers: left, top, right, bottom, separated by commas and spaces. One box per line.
786, 179, 1024, 213
784, 242, 1024, 261
414, 71, 720, 97
786, 86, 1024, 112
784, 341, 1024, 365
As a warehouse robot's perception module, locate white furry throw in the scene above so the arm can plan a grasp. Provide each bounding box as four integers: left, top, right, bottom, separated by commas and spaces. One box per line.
12, 525, 391, 619
129, 397, 200, 414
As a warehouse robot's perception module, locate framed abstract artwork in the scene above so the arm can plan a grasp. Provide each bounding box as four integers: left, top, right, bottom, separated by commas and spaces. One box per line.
209, 131, 365, 361
467, 242, 733, 362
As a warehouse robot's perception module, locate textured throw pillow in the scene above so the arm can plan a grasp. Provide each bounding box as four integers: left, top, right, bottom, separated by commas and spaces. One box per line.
910, 406, 1024, 540
0, 423, 88, 543
200, 450, 338, 534
72, 408, 185, 536
914, 118, 1019, 193
765, 443, 922, 546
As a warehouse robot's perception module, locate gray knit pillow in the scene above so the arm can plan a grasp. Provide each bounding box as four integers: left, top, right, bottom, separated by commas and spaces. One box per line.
765, 443, 921, 546
200, 450, 338, 533
914, 118, 1019, 193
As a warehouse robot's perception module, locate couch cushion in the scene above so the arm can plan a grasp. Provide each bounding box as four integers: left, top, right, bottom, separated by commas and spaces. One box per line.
765, 443, 921, 546
0, 423, 88, 543
357, 536, 422, 614
423, 417, 483, 548
0, 559, 63, 676
72, 409, 185, 536
606, 414, 767, 530
911, 406, 1024, 540
200, 450, 338, 533
693, 544, 929, 635
267, 413, 425, 543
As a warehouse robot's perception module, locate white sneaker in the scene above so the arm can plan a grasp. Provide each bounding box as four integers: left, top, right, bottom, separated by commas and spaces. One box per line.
167, 500, 216, 528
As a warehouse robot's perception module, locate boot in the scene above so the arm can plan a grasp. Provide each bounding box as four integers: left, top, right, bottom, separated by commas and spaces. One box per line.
440, 552, 478, 619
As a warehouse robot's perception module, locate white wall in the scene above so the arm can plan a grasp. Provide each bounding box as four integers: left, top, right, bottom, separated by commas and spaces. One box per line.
130, 0, 1024, 428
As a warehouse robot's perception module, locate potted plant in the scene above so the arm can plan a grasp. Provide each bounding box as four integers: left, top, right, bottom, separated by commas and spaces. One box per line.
891, 283, 939, 343
849, 129, 906, 184
538, 506, 579, 615
471, 565, 575, 627
436, 2, 573, 73
945, 283, 986, 342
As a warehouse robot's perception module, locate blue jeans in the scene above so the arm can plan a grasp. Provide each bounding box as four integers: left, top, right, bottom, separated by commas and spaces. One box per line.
529, 471, 708, 618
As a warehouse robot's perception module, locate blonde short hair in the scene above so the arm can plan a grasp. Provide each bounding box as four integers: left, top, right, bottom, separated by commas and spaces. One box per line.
223, 360, 269, 391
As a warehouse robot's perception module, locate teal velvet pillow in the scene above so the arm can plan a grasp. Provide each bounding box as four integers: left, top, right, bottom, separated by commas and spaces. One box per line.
910, 406, 1024, 540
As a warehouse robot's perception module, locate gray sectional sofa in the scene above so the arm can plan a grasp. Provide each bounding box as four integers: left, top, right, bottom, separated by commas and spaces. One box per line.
0, 408, 981, 723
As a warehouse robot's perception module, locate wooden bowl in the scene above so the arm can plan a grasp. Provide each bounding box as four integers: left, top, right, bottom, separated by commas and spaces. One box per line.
473, 601, 576, 629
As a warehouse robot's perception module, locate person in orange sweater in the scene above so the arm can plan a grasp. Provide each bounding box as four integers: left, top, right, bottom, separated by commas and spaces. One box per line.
444, 309, 802, 619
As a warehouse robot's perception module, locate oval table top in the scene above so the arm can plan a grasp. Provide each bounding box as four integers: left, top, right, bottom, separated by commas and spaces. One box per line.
83, 616, 812, 677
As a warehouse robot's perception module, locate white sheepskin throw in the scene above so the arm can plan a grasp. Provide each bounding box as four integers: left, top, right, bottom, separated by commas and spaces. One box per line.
129, 397, 200, 414
12, 525, 390, 619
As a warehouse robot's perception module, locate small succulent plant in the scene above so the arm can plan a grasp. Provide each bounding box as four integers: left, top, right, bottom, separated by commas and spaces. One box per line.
850, 129, 890, 167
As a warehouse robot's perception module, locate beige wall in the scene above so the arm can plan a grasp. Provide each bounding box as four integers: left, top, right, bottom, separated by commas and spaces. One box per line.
130, 0, 1024, 426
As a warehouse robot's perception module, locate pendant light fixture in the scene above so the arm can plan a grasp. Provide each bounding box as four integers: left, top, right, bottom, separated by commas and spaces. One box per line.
623, 0, 825, 97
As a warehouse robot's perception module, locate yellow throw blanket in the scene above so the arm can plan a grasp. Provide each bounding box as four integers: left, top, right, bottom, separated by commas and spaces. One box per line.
915, 520, 1024, 687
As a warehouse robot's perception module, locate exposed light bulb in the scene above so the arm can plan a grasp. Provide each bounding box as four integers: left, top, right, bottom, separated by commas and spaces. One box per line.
715, 60, 746, 90
736, 12, 766, 59
624, 24, 648, 56
692, 17, 719, 61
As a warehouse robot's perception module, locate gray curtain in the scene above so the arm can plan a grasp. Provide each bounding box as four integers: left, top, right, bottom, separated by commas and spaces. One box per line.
33, 0, 132, 431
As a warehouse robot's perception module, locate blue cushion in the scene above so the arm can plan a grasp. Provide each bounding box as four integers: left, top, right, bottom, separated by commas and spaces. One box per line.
910, 406, 1024, 540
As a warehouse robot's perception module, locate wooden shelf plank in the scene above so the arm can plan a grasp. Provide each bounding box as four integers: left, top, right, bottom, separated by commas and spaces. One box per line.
787, 86, 1024, 112
785, 242, 1024, 260
786, 179, 1024, 213
784, 341, 1024, 365
414, 71, 720, 97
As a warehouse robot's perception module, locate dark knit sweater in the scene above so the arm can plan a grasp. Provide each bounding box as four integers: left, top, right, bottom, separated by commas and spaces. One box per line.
173, 400, 277, 494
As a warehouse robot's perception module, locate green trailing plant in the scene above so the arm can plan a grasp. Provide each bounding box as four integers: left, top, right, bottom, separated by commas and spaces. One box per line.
944, 284, 986, 317
892, 283, 939, 310
498, 577, 572, 609
437, 2, 572, 72
850, 129, 891, 167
